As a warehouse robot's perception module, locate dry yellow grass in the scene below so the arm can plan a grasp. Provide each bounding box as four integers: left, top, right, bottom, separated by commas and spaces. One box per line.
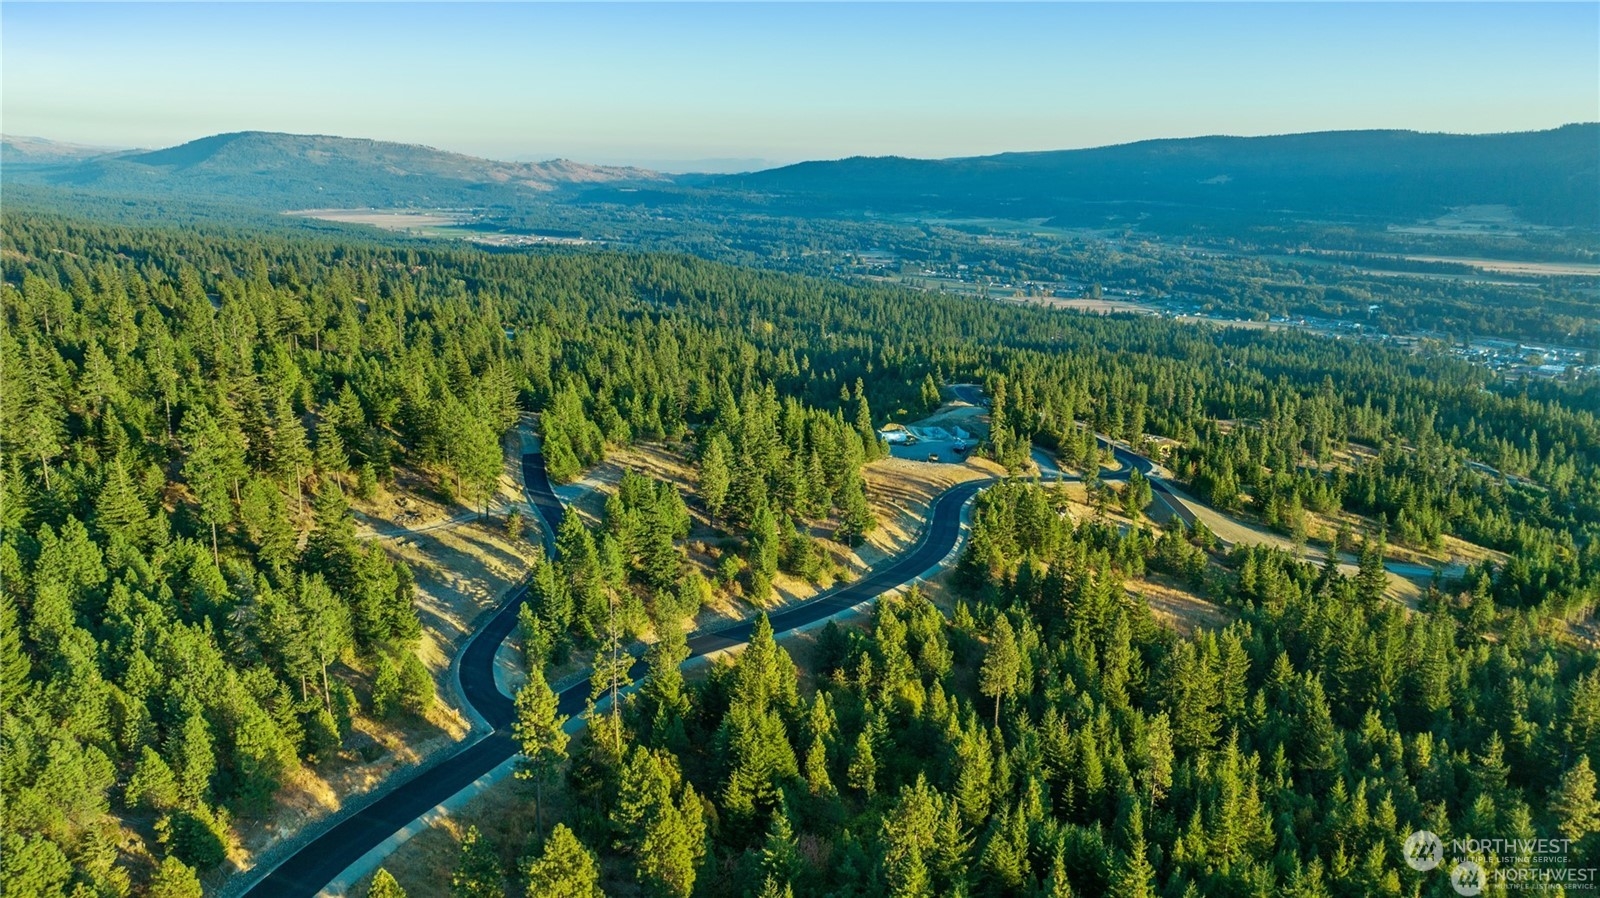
350, 430, 540, 703
1129, 575, 1235, 636
364, 597, 879, 895
861, 456, 997, 555
224, 705, 468, 883
319, 440, 1105, 891
546, 441, 999, 637
1042, 480, 1152, 531
1402, 255, 1600, 277
1005, 296, 1162, 316
343, 774, 555, 898
1562, 618, 1600, 652
286, 209, 472, 230
225, 434, 539, 886
913, 562, 963, 611
1154, 482, 1458, 607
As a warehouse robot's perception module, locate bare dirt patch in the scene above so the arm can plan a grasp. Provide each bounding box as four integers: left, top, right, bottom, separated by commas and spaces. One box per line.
1437, 534, 1508, 568
612, 442, 698, 486
913, 562, 964, 612
383, 519, 535, 690
1561, 618, 1600, 652
905, 402, 991, 437
886, 397, 994, 464
225, 705, 466, 888
557, 441, 700, 524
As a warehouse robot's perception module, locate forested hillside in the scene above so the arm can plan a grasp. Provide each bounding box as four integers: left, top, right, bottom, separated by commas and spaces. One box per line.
3, 131, 665, 211
13, 126, 1596, 232
0, 212, 904, 895
494, 487, 1600, 898
722, 125, 1600, 229
2, 213, 1597, 897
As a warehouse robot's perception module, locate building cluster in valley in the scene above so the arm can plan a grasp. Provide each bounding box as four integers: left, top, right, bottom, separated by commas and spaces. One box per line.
465, 232, 595, 248
827, 247, 1599, 384
1432, 338, 1600, 380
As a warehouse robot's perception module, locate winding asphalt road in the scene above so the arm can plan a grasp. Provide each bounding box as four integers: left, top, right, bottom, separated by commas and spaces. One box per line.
1028, 429, 1193, 528
240, 454, 987, 897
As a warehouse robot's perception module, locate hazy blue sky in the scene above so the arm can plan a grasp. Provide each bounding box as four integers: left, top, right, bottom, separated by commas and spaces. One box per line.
3, 2, 1596, 170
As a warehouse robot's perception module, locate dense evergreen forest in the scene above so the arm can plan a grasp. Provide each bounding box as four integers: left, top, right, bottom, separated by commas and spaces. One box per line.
2, 212, 1596, 897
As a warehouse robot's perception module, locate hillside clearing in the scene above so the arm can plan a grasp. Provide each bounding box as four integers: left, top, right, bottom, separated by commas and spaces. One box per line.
224, 431, 539, 888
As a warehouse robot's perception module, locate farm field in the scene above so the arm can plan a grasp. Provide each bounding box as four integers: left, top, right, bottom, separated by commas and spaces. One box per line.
285, 208, 475, 232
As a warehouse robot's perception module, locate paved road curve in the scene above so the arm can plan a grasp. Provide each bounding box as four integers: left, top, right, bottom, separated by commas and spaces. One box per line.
241, 454, 986, 897
1028, 432, 1194, 527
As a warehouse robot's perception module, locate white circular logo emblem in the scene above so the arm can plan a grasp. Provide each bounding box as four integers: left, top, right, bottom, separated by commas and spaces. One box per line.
1404, 830, 1444, 871
1450, 860, 1484, 896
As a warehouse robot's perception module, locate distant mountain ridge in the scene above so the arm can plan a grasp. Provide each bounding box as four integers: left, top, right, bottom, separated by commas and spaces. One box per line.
1, 134, 130, 165
717, 125, 1600, 229
4, 130, 667, 210
122, 131, 661, 187
6, 126, 1596, 232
